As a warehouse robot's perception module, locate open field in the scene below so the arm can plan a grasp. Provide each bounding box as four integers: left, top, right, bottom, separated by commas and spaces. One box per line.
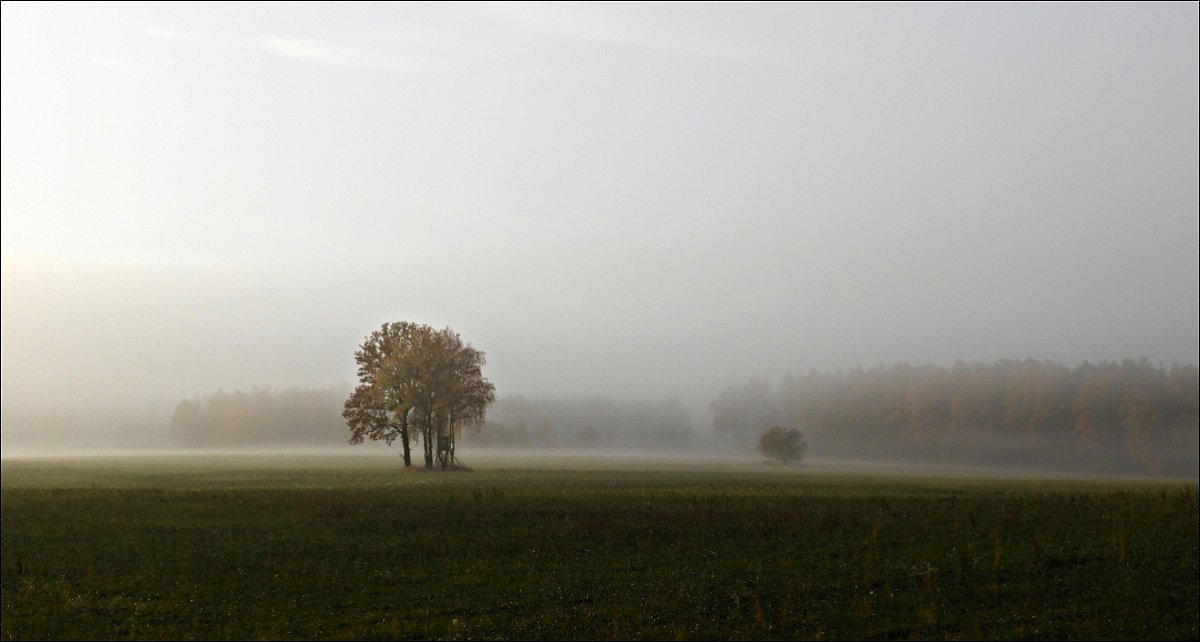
2, 453, 1197, 640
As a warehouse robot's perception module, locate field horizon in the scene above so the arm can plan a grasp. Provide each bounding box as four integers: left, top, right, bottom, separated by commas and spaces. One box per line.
4, 448, 1196, 487
3, 454, 1197, 640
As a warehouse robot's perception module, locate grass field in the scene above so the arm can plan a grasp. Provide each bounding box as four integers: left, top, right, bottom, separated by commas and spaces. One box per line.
2, 453, 1197, 640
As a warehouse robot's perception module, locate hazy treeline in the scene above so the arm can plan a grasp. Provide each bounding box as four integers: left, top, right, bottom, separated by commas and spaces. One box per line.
465, 394, 696, 450
1, 404, 169, 452
713, 359, 1198, 475
165, 388, 698, 452
168, 385, 349, 447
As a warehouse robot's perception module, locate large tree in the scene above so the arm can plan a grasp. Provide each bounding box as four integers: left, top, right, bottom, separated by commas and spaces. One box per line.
344, 322, 495, 468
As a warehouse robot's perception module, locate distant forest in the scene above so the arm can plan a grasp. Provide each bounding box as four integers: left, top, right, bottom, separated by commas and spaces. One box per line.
168, 386, 349, 447
165, 358, 1198, 475
713, 359, 1198, 475
468, 395, 695, 450
166, 387, 695, 451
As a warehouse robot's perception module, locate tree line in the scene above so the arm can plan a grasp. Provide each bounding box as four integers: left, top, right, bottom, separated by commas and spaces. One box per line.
712, 359, 1198, 474
168, 385, 349, 447
166, 387, 696, 453
467, 394, 695, 450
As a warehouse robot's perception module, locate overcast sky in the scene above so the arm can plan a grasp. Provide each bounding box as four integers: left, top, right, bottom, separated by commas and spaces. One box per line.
2, 2, 1197, 418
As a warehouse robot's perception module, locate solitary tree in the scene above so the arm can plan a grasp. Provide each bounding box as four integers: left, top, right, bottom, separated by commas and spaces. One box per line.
757, 426, 807, 464
344, 322, 495, 469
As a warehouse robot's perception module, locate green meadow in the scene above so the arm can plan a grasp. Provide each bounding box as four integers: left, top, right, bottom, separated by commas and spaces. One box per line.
2, 454, 1196, 640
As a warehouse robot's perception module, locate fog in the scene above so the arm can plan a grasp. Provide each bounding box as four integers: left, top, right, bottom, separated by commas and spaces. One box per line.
2, 4, 1197, 464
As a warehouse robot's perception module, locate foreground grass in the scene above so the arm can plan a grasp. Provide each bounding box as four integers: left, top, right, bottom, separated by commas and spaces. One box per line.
1, 455, 1197, 640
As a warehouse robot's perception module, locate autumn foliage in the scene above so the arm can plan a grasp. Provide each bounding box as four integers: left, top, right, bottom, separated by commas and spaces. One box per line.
344, 322, 495, 469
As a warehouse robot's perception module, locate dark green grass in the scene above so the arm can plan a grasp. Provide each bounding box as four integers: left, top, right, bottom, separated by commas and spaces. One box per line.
2, 455, 1197, 640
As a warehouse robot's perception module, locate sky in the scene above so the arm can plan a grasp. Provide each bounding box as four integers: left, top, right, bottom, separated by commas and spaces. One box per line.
2, 2, 1197, 423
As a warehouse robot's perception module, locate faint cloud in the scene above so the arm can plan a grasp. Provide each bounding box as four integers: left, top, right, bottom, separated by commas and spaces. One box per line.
385, 26, 497, 57
85, 56, 147, 74
145, 27, 433, 72
143, 27, 185, 41
254, 36, 433, 72
143, 27, 228, 46
467, 2, 788, 62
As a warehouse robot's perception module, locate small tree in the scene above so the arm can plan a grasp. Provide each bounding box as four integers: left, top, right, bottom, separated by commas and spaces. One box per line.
757, 426, 807, 464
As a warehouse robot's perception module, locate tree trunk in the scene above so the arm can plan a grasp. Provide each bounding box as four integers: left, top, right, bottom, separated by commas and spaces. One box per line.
399, 420, 412, 467
423, 412, 434, 468
436, 422, 448, 469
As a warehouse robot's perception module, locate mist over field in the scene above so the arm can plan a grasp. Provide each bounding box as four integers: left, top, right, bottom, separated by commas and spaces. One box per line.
2, 3, 1197, 473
